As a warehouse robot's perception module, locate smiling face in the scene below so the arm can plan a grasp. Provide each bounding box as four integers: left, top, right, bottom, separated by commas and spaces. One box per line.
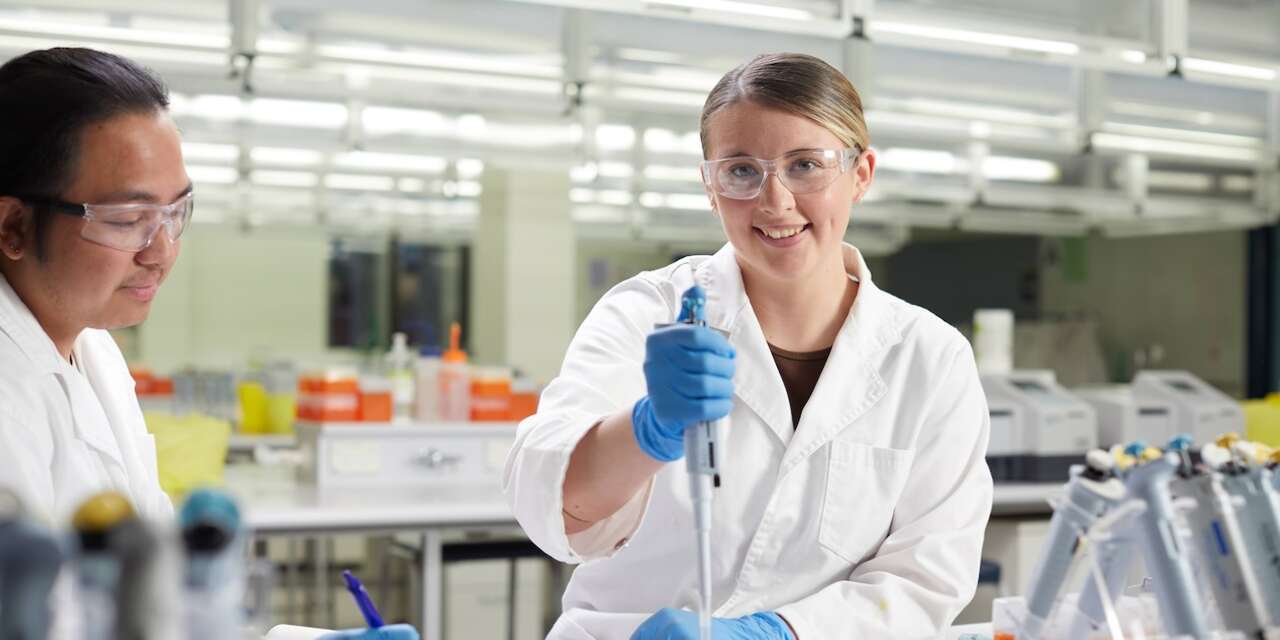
702, 100, 875, 286
12, 110, 189, 334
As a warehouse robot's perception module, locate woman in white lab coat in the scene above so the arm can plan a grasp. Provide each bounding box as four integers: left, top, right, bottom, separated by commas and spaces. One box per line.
505, 52, 993, 639
0, 48, 186, 530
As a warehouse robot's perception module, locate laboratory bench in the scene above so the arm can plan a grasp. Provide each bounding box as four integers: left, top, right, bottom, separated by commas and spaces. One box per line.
224, 457, 1057, 638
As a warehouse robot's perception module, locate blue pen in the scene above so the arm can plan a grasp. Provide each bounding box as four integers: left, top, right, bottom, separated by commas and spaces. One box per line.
342, 570, 385, 628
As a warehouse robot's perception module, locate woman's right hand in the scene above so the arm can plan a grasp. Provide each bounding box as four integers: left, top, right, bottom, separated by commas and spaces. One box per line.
632, 323, 736, 462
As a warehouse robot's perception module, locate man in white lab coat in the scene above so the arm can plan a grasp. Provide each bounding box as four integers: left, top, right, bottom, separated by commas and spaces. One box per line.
0, 48, 188, 531
506, 53, 993, 639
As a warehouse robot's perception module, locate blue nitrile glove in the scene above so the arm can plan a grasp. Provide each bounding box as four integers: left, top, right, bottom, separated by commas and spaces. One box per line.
630, 608, 795, 640
632, 312, 736, 462
317, 623, 420, 640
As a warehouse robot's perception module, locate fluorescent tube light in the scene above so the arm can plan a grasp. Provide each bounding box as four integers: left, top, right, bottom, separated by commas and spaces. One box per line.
170, 94, 244, 122
571, 161, 635, 183
454, 181, 483, 198
468, 121, 580, 148
885, 97, 1073, 128
171, 95, 347, 129
872, 21, 1079, 56
1182, 57, 1277, 81
251, 147, 325, 167
615, 48, 686, 64
639, 192, 663, 208
614, 87, 707, 108
644, 129, 703, 155
596, 124, 637, 150
248, 98, 347, 129
1102, 122, 1262, 148
984, 157, 1059, 182
314, 62, 562, 95
597, 190, 634, 206
0, 14, 225, 49
878, 148, 1058, 182
645, 165, 701, 182
398, 178, 426, 193
640, 192, 711, 211
317, 44, 560, 77
187, 165, 238, 185
182, 142, 239, 163
456, 159, 485, 179
334, 151, 448, 174
251, 170, 319, 188
362, 106, 450, 137
325, 174, 395, 191
878, 148, 958, 174
598, 162, 634, 178
644, 0, 814, 21
457, 114, 487, 137
1121, 50, 1148, 64
571, 164, 599, 183
1092, 132, 1261, 163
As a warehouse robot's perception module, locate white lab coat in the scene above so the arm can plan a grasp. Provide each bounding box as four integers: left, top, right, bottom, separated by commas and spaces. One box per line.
504, 243, 993, 639
0, 273, 172, 639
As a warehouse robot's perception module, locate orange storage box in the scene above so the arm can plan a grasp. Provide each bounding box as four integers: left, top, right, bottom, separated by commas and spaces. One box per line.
297, 372, 359, 422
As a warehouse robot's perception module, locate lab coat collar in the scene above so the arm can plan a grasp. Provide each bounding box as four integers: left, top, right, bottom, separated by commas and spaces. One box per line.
696, 245, 792, 450
0, 273, 73, 376
0, 273, 132, 478
697, 244, 902, 470
783, 245, 901, 476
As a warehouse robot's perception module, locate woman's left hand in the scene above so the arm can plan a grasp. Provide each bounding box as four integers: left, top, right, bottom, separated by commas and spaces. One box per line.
629, 608, 795, 640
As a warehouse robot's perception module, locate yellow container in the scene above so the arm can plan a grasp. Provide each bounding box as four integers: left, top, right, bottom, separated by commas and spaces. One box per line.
1244, 393, 1280, 448
265, 393, 297, 434
144, 412, 231, 499
238, 381, 268, 434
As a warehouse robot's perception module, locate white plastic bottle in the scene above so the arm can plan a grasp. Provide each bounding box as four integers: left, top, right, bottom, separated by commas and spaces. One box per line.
413, 345, 442, 423
386, 332, 415, 423
438, 323, 471, 422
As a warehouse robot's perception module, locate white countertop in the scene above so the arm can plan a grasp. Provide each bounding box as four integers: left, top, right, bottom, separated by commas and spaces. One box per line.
991, 482, 1062, 516
225, 460, 1059, 536
224, 463, 511, 535
947, 623, 993, 638
228, 433, 298, 453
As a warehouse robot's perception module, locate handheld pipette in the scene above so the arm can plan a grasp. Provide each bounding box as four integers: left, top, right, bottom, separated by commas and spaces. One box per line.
72, 491, 181, 640
0, 489, 63, 640
1210, 435, 1280, 627
1063, 444, 1145, 640
681, 285, 719, 640
1125, 446, 1211, 637
1185, 440, 1277, 633
1019, 450, 1125, 640
73, 491, 135, 640
179, 489, 247, 640
1068, 441, 1211, 639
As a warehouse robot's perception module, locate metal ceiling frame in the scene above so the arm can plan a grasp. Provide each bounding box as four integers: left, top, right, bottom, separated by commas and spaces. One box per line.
0, 0, 1275, 240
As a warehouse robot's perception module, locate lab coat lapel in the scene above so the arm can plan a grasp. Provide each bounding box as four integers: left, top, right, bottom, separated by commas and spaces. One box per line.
0, 275, 65, 374
76, 331, 165, 517
700, 246, 794, 450
59, 370, 130, 479
780, 246, 902, 478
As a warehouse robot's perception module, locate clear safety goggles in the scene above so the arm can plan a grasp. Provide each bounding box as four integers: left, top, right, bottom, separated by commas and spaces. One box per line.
700, 147, 861, 200
21, 192, 194, 252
